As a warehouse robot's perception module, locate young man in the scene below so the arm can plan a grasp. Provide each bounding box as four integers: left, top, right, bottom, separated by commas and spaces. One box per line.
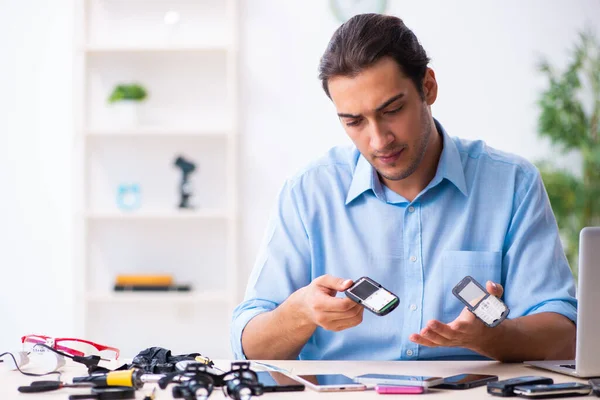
231, 14, 576, 361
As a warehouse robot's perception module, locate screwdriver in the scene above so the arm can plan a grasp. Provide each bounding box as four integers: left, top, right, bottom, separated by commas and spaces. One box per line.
18, 380, 94, 393
73, 369, 144, 389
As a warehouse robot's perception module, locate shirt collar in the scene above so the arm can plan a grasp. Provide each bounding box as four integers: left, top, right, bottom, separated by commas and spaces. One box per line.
345, 119, 468, 205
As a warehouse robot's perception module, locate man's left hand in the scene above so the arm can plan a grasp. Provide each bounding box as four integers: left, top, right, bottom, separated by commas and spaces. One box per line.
409, 281, 504, 352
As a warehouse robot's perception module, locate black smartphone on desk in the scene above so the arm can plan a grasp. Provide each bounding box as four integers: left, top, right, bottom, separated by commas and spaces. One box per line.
434, 373, 498, 389
256, 371, 305, 392
513, 382, 591, 398
487, 376, 554, 397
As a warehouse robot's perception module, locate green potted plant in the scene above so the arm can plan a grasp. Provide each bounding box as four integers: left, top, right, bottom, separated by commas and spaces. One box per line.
107, 83, 148, 127
536, 31, 600, 279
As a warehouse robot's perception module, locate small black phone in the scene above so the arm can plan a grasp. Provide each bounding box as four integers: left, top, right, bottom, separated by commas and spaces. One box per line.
434, 373, 498, 389
487, 376, 554, 397
256, 371, 305, 392
452, 275, 509, 327
344, 276, 399, 316
513, 382, 592, 398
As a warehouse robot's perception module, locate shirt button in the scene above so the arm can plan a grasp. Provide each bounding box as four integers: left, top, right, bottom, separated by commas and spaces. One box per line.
410, 255, 417, 262
410, 304, 417, 311
406, 349, 414, 356
408, 206, 415, 213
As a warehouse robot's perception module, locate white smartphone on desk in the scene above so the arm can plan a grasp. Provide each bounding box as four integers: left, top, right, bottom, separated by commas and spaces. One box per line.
355, 373, 444, 388
292, 374, 366, 392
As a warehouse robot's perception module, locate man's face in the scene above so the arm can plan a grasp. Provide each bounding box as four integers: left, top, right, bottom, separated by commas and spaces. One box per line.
328, 57, 437, 182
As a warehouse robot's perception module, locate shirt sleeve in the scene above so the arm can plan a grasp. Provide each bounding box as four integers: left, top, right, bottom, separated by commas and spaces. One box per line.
230, 179, 312, 359
502, 166, 577, 323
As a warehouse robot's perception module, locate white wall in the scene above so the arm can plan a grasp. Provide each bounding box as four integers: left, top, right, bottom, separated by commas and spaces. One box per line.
0, 0, 74, 349
0, 0, 599, 351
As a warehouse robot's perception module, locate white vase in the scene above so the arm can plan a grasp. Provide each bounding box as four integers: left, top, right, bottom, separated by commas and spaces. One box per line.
111, 100, 140, 128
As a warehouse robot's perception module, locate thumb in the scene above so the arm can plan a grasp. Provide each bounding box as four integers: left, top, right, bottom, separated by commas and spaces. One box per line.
315, 274, 353, 292
486, 280, 504, 297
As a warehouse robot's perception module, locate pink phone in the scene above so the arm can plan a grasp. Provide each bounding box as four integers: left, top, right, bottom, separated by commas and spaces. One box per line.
376, 385, 425, 394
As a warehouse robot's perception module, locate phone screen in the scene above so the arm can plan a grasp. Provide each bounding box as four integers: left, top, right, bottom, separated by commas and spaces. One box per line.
458, 281, 486, 307
256, 371, 305, 392
444, 374, 496, 384
296, 374, 359, 386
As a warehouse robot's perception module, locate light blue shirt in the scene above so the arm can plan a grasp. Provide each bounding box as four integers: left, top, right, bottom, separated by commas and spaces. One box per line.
231, 120, 577, 361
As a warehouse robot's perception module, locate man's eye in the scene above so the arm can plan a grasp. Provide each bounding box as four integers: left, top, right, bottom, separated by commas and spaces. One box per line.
346, 119, 362, 127
384, 106, 403, 115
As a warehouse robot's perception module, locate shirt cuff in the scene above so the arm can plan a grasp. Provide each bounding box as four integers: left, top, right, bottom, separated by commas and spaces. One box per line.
230, 306, 273, 360
524, 300, 577, 324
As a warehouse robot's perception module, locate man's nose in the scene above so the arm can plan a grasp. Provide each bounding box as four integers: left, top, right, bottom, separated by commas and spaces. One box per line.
369, 121, 394, 150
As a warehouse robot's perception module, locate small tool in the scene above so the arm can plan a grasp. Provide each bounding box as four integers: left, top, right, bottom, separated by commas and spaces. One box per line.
68, 387, 135, 400
73, 369, 144, 389
18, 380, 94, 393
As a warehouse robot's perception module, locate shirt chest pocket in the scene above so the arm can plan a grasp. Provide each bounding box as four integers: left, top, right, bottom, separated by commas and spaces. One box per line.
442, 251, 502, 320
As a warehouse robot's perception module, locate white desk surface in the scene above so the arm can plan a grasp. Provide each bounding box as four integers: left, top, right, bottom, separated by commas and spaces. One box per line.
0, 359, 591, 399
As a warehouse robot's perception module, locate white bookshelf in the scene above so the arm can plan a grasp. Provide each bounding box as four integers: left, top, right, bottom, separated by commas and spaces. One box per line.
74, 0, 239, 359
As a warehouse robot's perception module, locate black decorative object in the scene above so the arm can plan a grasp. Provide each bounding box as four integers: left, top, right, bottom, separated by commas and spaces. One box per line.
174, 155, 196, 209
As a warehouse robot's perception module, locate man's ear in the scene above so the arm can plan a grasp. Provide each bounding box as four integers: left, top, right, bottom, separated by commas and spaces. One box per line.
422, 68, 438, 105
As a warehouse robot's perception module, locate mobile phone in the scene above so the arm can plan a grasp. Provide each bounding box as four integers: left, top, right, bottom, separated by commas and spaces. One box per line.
376, 385, 425, 394
434, 373, 498, 389
513, 382, 592, 398
452, 275, 509, 327
589, 378, 600, 396
256, 371, 305, 392
355, 374, 444, 388
487, 376, 554, 397
345, 276, 399, 316
292, 374, 366, 392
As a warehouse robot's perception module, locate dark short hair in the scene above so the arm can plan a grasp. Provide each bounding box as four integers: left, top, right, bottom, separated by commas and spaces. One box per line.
319, 13, 430, 99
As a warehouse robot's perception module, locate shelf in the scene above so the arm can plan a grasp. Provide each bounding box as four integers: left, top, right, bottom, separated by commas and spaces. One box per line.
86, 291, 229, 304
86, 209, 231, 220
85, 128, 231, 138
82, 44, 229, 54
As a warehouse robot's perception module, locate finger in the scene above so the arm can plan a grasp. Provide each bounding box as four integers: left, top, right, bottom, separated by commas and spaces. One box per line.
326, 304, 364, 322
419, 327, 453, 346
329, 311, 364, 331
486, 280, 504, 297
315, 293, 359, 312
314, 274, 353, 292
409, 334, 439, 348
426, 320, 458, 339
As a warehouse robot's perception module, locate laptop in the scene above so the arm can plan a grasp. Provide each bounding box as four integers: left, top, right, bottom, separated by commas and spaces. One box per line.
525, 227, 600, 378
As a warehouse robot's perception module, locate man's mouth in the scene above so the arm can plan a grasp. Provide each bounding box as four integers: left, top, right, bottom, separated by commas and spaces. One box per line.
376, 148, 404, 165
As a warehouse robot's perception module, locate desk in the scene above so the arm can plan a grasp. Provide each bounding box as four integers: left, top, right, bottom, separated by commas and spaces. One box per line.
0, 359, 590, 399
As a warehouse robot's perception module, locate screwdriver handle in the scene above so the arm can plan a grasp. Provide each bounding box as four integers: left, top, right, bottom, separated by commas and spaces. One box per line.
18, 381, 62, 393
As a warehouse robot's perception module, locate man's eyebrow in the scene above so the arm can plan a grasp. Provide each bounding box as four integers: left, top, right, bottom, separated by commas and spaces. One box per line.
375, 93, 405, 112
337, 93, 406, 119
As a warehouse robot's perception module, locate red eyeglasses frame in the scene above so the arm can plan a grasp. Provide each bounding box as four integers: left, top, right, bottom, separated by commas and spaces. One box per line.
21, 334, 120, 360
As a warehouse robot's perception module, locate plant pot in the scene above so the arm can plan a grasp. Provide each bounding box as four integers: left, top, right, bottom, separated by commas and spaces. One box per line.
110, 100, 141, 128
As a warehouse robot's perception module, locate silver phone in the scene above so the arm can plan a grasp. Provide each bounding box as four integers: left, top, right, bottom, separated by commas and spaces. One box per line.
452, 276, 509, 327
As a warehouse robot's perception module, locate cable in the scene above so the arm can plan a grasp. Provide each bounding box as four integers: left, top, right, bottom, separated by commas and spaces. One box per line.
0, 352, 61, 379
33, 343, 103, 368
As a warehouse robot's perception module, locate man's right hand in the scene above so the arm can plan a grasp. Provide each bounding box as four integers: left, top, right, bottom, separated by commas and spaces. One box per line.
291, 274, 364, 332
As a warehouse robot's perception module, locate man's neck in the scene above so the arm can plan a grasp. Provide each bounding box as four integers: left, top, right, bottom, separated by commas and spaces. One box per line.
381, 123, 443, 202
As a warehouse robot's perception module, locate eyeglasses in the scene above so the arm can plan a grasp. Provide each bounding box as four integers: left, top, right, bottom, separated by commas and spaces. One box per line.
21, 334, 120, 360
